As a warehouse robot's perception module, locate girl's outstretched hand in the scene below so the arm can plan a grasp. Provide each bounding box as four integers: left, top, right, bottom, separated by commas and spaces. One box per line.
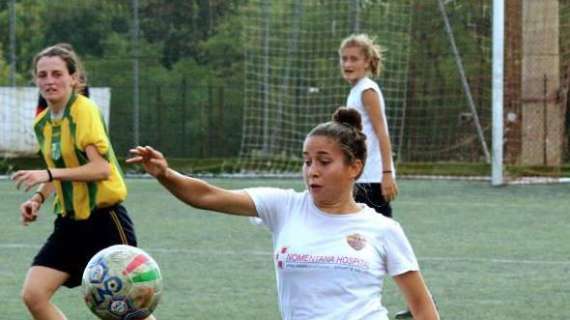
126, 146, 169, 178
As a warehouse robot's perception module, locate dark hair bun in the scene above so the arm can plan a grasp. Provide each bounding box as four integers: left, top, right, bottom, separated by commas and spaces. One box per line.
332, 107, 363, 131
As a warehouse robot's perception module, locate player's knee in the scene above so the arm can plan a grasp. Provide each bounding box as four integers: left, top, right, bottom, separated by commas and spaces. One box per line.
21, 285, 48, 312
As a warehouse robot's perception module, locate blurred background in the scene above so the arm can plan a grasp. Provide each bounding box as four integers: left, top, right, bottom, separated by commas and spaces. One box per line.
1, 0, 569, 180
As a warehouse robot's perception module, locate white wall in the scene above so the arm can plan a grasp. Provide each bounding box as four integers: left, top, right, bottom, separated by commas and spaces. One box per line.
0, 87, 110, 156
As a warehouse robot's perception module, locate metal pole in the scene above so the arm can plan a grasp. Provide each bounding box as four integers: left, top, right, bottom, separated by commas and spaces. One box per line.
543, 74, 548, 165
492, 0, 505, 185
352, 0, 360, 33
132, 0, 140, 147
438, 0, 491, 163
8, 0, 16, 86
261, 0, 270, 155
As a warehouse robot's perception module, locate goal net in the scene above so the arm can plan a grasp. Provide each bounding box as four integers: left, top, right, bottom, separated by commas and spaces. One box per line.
239, 0, 570, 182
238, 0, 413, 174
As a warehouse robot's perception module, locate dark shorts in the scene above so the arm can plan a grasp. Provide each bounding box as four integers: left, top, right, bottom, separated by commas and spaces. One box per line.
354, 183, 392, 218
32, 204, 137, 288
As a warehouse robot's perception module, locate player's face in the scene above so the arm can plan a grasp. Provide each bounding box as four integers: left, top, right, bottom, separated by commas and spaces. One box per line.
340, 46, 369, 85
303, 135, 358, 207
35, 56, 76, 109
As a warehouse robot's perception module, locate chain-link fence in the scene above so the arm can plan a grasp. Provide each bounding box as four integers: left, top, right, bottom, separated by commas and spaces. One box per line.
1, 0, 569, 176
1, 0, 245, 159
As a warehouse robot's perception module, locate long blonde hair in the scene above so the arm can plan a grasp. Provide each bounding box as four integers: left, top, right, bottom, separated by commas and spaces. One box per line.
339, 34, 385, 77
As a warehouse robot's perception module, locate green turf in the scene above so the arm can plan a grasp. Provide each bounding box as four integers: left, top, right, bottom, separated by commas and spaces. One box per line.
1, 178, 569, 319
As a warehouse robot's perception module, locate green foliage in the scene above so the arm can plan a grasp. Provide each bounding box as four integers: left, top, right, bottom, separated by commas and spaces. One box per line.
0, 0, 247, 158
0, 158, 11, 172
0, 43, 10, 83
1, 1, 567, 166
0, 156, 42, 173
42, 1, 125, 57
139, 0, 245, 68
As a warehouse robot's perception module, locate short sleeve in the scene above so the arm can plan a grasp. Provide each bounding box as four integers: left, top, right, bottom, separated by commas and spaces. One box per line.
244, 187, 296, 233
74, 101, 109, 156
383, 221, 420, 276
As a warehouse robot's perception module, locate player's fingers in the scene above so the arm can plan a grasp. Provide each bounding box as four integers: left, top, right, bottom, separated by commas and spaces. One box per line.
145, 146, 163, 158
21, 210, 32, 225
21, 212, 37, 226
24, 183, 33, 192
24, 179, 38, 192
383, 188, 395, 202
20, 201, 27, 210
137, 145, 150, 152
22, 201, 34, 214
129, 146, 148, 158
22, 210, 33, 220
149, 158, 164, 165
14, 177, 25, 190
11, 170, 26, 181
126, 156, 143, 164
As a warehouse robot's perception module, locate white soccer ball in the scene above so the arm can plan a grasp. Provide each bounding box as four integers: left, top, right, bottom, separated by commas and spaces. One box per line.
82, 245, 163, 320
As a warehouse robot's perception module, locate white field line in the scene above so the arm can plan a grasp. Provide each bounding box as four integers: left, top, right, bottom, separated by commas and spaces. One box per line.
1, 243, 569, 266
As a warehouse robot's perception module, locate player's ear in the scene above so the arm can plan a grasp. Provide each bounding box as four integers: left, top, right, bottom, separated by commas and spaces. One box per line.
71, 72, 79, 89
348, 159, 363, 180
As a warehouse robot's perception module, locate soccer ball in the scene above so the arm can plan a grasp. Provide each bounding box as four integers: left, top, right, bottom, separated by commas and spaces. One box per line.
82, 245, 163, 320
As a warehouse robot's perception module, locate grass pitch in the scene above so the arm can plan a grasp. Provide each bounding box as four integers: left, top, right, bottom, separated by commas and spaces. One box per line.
1, 178, 569, 319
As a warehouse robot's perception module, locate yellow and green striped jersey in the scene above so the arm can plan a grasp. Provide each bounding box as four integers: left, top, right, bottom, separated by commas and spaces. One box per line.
34, 94, 127, 220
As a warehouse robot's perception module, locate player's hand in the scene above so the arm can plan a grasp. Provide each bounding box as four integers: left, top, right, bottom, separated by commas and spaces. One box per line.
20, 199, 40, 226
126, 146, 169, 178
11, 170, 50, 192
381, 174, 398, 202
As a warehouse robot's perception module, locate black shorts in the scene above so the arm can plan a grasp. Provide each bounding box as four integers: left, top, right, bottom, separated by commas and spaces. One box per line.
354, 183, 392, 218
32, 204, 137, 288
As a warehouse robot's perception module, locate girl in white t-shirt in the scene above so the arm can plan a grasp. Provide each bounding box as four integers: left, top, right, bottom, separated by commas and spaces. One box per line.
127, 108, 439, 320
339, 34, 398, 218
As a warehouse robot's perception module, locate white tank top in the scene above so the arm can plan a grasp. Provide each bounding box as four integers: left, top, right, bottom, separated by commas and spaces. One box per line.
346, 77, 395, 183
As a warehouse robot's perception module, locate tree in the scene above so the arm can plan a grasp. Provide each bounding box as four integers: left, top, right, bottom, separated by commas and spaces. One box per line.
139, 0, 245, 68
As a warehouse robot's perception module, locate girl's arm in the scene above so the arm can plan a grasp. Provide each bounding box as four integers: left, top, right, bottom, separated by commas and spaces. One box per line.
393, 271, 439, 320
12, 144, 111, 191
362, 88, 398, 201
51, 144, 111, 181
31, 182, 55, 204
127, 146, 257, 217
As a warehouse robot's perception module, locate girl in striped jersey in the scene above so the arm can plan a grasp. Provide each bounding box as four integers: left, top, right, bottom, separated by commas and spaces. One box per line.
12, 45, 155, 320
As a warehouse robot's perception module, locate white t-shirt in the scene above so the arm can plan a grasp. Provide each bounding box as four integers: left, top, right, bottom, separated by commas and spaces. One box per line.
346, 77, 394, 183
246, 187, 419, 320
